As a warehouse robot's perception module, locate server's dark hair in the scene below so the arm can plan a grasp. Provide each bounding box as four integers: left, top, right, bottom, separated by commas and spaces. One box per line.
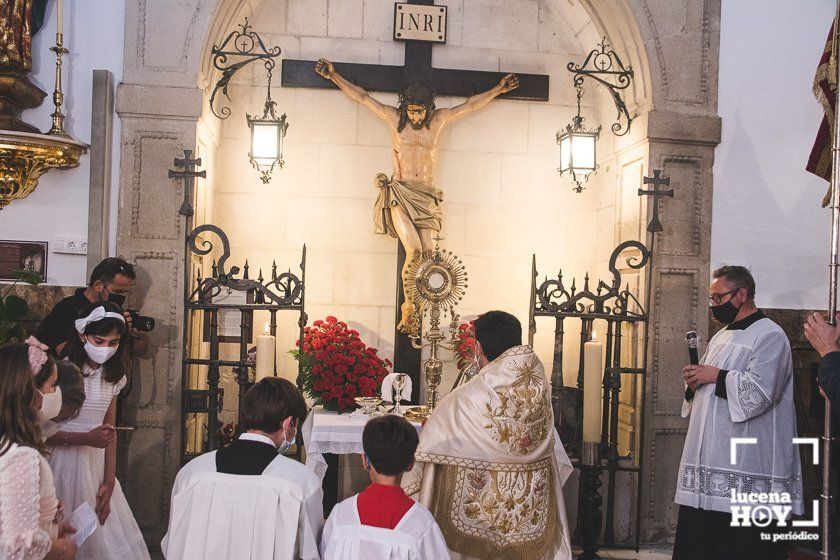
362, 414, 418, 476
241, 377, 307, 433
474, 310, 522, 362
713, 265, 756, 300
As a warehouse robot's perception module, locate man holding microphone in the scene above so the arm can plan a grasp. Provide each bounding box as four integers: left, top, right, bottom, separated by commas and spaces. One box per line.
673, 266, 803, 560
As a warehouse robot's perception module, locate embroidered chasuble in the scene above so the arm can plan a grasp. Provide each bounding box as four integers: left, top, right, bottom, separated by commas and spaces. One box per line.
675, 313, 804, 515
402, 345, 573, 560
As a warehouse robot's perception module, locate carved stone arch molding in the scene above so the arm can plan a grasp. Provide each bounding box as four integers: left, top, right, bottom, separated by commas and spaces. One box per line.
116, 0, 719, 550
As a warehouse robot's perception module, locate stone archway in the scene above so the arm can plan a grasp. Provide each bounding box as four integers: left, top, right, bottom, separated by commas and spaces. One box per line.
115, 0, 719, 550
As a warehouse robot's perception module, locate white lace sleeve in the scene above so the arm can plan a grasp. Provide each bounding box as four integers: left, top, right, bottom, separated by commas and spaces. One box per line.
0, 447, 52, 560
114, 375, 128, 395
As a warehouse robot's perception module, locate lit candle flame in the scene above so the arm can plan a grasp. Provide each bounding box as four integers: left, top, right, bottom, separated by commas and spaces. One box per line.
264, 321, 270, 335
591, 329, 598, 342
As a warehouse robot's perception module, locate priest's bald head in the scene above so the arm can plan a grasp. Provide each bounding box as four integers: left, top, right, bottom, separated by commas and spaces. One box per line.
474, 310, 522, 366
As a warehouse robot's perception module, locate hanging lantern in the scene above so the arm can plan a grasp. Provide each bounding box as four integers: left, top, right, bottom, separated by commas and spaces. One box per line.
557, 84, 600, 193
247, 100, 288, 184
247, 61, 288, 184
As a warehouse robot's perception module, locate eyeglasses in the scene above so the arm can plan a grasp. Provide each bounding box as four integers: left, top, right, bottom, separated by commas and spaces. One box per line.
709, 288, 740, 306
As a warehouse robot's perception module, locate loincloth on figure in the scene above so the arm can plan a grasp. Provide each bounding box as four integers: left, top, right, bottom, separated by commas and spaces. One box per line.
373, 173, 443, 237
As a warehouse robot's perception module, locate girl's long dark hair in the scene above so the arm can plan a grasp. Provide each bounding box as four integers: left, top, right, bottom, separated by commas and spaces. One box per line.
0, 344, 47, 456
62, 301, 128, 384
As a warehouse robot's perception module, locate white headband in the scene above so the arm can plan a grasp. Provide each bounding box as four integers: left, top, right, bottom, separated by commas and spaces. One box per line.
75, 307, 125, 334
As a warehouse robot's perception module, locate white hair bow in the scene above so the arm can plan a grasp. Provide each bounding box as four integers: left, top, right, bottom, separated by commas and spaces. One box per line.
75, 306, 125, 333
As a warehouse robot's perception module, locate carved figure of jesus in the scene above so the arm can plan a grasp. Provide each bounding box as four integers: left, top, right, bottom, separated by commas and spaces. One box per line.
315, 58, 519, 331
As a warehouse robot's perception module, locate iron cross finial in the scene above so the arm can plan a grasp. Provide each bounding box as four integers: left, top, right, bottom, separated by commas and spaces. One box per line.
168, 149, 206, 217
638, 169, 674, 233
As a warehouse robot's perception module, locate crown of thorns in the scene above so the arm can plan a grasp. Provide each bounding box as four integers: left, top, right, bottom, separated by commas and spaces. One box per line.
398, 83, 436, 108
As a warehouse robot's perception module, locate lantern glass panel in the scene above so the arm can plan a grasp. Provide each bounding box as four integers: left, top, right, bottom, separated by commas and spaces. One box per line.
251, 122, 279, 163
559, 134, 571, 172
572, 134, 596, 172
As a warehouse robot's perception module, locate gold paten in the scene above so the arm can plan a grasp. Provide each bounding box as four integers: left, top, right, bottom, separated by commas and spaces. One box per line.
0, 130, 87, 209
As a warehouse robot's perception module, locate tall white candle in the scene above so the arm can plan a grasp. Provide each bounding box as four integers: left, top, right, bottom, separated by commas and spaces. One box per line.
582, 330, 604, 443
56, 0, 63, 36
255, 322, 275, 381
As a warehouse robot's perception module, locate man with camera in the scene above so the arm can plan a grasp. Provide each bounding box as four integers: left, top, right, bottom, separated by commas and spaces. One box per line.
36, 257, 152, 357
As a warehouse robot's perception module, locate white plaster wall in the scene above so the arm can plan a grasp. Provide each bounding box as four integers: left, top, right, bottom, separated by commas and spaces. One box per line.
712, 0, 835, 310
0, 1, 125, 286
210, 0, 605, 381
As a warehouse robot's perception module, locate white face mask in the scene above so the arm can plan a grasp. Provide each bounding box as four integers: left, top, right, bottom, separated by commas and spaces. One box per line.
84, 341, 119, 365
278, 426, 296, 454
36, 386, 62, 424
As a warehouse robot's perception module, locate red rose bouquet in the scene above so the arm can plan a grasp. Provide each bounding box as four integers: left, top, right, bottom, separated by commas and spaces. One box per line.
455, 320, 477, 370
291, 316, 391, 413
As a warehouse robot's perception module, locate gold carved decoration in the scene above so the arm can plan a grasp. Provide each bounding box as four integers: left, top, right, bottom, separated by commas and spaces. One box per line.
0, 130, 87, 209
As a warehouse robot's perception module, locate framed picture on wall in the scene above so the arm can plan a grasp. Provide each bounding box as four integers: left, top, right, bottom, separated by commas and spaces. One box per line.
0, 240, 48, 282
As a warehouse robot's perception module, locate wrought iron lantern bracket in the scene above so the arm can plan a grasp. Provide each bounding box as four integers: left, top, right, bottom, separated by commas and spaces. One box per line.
209, 18, 283, 120
567, 38, 634, 136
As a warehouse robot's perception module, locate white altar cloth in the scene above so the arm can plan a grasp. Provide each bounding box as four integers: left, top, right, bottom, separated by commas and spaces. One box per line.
301, 406, 423, 481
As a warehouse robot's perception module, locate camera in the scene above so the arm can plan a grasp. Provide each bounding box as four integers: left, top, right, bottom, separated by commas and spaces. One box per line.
127, 309, 155, 332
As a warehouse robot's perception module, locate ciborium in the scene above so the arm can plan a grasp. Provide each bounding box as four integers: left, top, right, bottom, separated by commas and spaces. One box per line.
403, 238, 468, 420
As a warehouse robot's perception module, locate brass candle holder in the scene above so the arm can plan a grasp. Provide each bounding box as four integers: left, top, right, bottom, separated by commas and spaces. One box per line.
48, 32, 69, 137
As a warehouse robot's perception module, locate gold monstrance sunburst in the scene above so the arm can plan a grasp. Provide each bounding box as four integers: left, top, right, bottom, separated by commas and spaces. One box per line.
403, 237, 468, 419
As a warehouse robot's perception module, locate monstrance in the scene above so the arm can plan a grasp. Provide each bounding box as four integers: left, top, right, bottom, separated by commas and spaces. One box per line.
403, 238, 468, 420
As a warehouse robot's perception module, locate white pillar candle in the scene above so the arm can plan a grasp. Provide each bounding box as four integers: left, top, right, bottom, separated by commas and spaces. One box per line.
255, 323, 275, 381
56, 0, 63, 36
582, 330, 604, 443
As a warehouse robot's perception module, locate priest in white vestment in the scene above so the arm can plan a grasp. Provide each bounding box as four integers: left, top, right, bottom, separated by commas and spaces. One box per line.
402, 311, 573, 560
674, 266, 803, 560
162, 378, 323, 560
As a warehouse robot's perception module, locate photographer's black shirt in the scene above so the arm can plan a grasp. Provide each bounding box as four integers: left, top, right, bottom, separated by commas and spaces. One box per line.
36, 288, 93, 352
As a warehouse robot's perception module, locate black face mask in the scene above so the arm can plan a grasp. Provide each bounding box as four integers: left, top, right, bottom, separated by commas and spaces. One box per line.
107, 292, 126, 307
711, 300, 740, 324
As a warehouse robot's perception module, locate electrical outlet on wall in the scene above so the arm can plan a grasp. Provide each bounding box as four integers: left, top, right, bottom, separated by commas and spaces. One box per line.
54, 236, 88, 255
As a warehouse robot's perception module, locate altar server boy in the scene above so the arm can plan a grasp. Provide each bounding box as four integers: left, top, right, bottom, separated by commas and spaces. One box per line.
320, 414, 450, 559
162, 378, 323, 560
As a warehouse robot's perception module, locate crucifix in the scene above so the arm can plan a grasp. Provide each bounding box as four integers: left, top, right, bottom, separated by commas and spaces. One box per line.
281, 0, 550, 402
638, 169, 674, 233
168, 149, 206, 218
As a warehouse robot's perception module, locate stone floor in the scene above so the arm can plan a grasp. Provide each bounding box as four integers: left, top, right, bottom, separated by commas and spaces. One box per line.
572, 547, 672, 559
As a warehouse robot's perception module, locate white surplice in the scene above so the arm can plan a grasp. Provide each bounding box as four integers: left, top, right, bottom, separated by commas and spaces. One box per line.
320, 495, 450, 560
402, 345, 573, 560
675, 314, 804, 515
161, 450, 324, 560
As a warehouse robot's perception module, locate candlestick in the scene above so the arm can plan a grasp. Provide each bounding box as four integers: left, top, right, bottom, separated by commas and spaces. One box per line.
582, 330, 603, 443
255, 323, 275, 381
47, 30, 69, 136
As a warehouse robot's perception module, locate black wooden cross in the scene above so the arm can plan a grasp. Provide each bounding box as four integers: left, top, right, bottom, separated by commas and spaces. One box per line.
281, 0, 549, 101
168, 150, 206, 218
638, 169, 674, 233
281, 0, 549, 402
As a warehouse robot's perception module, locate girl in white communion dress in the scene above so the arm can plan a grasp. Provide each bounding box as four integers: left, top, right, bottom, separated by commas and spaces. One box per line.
48, 303, 150, 560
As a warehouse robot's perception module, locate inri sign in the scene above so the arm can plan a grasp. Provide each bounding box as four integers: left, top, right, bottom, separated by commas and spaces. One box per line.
393, 3, 447, 43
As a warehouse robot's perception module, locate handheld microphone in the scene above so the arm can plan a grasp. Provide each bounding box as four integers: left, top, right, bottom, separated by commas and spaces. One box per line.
685, 331, 699, 400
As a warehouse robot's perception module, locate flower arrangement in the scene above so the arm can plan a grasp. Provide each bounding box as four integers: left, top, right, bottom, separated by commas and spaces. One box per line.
455, 320, 477, 370
291, 316, 391, 413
